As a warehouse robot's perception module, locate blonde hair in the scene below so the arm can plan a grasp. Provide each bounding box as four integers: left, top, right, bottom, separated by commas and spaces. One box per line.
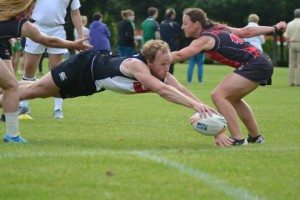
248, 14, 260, 23
141, 40, 170, 62
81, 15, 88, 26
0, 0, 35, 20
120, 9, 134, 19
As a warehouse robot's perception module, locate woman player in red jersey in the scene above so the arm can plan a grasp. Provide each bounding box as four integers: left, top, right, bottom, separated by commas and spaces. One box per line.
171, 8, 287, 146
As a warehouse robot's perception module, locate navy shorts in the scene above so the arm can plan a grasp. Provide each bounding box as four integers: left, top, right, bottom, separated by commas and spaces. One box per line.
234, 53, 273, 86
51, 51, 101, 99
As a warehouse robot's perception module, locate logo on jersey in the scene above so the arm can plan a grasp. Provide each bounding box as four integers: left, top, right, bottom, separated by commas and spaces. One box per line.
59, 72, 67, 81
133, 82, 151, 93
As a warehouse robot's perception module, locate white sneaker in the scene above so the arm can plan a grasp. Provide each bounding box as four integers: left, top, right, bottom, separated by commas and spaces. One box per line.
53, 109, 64, 119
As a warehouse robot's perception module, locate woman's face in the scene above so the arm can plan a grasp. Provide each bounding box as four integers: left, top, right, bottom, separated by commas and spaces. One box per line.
181, 14, 199, 38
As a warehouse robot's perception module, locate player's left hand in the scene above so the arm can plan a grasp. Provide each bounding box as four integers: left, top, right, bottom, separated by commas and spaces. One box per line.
215, 133, 233, 147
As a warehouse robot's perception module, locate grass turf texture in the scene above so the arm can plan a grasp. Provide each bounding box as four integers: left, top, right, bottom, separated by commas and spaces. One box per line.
1, 62, 299, 200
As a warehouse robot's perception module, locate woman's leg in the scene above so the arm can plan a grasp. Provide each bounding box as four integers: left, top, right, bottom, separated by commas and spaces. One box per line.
0, 59, 24, 141
211, 72, 260, 140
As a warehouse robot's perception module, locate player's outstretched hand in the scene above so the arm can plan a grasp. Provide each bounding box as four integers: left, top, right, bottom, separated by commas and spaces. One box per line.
74, 36, 93, 51
215, 133, 233, 147
275, 21, 287, 32
194, 103, 215, 118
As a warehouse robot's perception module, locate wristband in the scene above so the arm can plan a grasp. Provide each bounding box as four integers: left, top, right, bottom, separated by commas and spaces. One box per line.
272, 25, 278, 33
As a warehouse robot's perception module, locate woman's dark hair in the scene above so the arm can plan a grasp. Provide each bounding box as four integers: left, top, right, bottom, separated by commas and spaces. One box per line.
93, 12, 102, 21
183, 8, 215, 28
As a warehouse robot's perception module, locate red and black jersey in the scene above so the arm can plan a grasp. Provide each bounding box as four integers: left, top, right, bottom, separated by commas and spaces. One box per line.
0, 16, 28, 40
201, 24, 262, 68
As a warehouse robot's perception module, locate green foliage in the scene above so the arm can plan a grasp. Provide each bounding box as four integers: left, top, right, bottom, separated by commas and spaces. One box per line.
1, 62, 300, 199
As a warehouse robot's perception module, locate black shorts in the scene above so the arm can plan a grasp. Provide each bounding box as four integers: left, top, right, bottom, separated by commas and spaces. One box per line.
0, 40, 12, 60
51, 51, 103, 99
234, 53, 273, 86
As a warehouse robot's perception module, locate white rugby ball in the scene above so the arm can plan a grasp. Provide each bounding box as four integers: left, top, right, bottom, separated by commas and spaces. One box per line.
190, 112, 227, 136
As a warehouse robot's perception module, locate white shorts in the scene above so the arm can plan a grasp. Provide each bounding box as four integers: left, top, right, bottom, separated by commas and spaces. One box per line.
25, 24, 68, 54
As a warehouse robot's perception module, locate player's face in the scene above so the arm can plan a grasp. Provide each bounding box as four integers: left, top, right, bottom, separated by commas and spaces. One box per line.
149, 51, 171, 80
181, 14, 199, 38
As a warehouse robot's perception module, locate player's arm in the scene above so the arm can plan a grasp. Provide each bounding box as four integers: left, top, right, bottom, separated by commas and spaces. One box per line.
229, 21, 287, 38
171, 36, 214, 63
71, 8, 84, 39
124, 60, 213, 114
21, 21, 92, 51
164, 73, 205, 104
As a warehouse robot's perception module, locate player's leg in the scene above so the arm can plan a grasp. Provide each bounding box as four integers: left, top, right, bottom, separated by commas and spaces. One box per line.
19, 52, 42, 115
211, 72, 260, 143
0, 59, 26, 143
48, 53, 64, 119
19, 72, 61, 101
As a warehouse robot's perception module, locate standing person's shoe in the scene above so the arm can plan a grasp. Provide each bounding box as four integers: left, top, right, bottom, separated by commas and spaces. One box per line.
247, 135, 265, 144
0, 114, 5, 122
53, 109, 64, 119
18, 106, 31, 115
3, 134, 27, 143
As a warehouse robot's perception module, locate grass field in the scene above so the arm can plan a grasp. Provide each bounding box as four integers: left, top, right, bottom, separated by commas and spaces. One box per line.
0, 61, 300, 200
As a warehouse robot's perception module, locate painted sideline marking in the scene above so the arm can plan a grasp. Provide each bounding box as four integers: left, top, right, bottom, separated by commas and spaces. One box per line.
0, 146, 299, 159
134, 151, 261, 200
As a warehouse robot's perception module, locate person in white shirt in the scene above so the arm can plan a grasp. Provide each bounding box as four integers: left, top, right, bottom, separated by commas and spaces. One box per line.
74, 15, 90, 54
244, 14, 265, 51
20, 0, 84, 119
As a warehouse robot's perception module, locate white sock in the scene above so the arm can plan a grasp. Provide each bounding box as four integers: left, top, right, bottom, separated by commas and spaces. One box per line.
54, 98, 63, 111
19, 100, 29, 108
5, 112, 19, 138
20, 76, 36, 108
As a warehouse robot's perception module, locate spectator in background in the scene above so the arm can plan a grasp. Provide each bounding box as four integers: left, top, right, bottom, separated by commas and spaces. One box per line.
74, 15, 90, 54
89, 12, 111, 54
141, 7, 160, 44
11, 38, 23, 74
284, 8, 300, 86
20, 0, 84, 119
117, 9, 137, 57
187, 52, 205, 84
244, 14, 265, 51
160, 8, 181, 74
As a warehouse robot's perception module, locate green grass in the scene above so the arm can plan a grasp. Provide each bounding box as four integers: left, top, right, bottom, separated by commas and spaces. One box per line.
1, 61, 300, 200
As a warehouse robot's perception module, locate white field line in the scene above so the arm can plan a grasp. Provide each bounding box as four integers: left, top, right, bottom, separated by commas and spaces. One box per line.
0, 146, 299, 159
134, 151, 262, 200
1, 147, 299, 199
0, 144, 300, 159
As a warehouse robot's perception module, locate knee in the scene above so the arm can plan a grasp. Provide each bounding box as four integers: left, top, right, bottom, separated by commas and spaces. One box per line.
210, 90, 219, 104
2, 79, 18, 92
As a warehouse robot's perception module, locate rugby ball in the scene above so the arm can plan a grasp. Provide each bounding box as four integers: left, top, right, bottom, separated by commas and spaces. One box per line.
190, 112, 227, 136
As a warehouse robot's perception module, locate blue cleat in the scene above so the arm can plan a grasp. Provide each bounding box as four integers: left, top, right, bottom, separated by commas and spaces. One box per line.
3, 134, 27, 144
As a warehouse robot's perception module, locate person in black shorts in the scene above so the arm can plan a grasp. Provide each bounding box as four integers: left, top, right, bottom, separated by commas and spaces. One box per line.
171, 8, 287, 146
0, 0, 91, 143
0, 40, 215, 124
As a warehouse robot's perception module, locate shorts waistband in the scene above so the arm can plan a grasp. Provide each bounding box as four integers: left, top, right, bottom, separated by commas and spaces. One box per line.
33, 21, 64, 27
